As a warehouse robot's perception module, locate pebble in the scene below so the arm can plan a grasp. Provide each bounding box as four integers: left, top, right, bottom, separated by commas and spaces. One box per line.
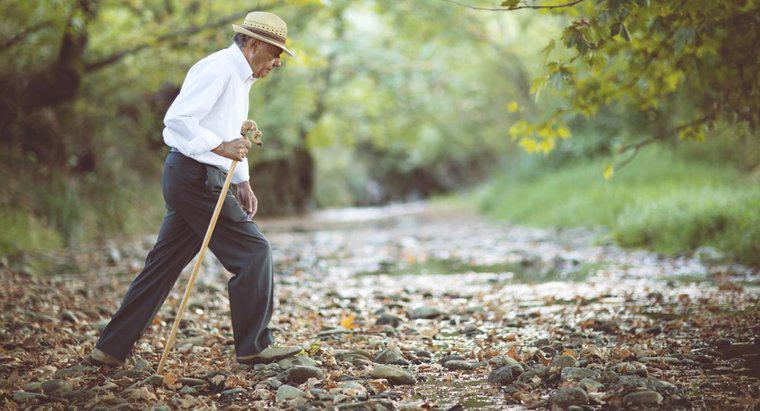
438, 354, 466, 365
13, 391, 46, 402
220, 387, 246, 396
561, 367, 601, 381
54, 364, 89, 379
408, 306, 445, 319
579, 378, 605, 393
141, 374, 164, 386
276, 384, 306, 402
243, 345, 302, 364
277, 355, 318, 369
368, 365, 417, 385
374, 348, 409, 365
444, 360, 478, 371
41, 379, 72, 396
178, 377, 207, 387
488, 365, 516, 385
639, 356, 679, 364
610, 361, 648, 376
550, 387, 589, 407
22, 382, 42, 392
179, 386, 197, 395
339, 381, 367, 397
376, 313, 404, 327
551, 354, 577, 369
623, 390, 663, 406
281, 365, 325, 384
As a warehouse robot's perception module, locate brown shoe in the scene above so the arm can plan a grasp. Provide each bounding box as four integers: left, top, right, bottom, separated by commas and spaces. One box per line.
237, 345, 302, 365
90, 348, 124, 366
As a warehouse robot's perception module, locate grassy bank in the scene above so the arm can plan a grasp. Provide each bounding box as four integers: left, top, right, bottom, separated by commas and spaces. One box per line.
468, 147, 759, 267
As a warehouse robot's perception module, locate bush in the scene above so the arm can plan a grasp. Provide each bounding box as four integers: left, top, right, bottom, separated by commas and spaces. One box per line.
614, 188, 760, 266
473, 146, 759, 266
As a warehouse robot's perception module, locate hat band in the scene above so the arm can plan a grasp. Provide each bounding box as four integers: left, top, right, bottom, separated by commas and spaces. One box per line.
242, 25, 286, 44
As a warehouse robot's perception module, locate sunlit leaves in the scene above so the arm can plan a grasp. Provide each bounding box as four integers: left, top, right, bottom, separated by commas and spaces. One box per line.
603, 164, 614, 180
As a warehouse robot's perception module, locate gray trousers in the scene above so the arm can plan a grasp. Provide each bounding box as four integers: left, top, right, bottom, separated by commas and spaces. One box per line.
96, 151, 275, 361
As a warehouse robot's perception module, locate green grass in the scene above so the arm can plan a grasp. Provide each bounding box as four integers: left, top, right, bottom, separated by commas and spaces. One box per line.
470, 147, 760, 267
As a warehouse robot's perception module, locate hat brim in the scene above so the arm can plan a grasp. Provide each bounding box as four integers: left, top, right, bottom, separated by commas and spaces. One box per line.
232, 24, 296, 57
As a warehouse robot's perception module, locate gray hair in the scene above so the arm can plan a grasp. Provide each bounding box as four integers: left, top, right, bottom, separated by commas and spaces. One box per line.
233, 32, 259, 48
233, 33, 250, 48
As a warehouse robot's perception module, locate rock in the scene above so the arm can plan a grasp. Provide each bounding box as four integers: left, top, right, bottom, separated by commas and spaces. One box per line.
179, 386, 197, 395
610, 361, 648, 376
444, 360, 478, 371
580, 344, 604, 360
561, 367, 601, 382
639, 356, 679, 364
382, 325, 399, 337
281, 366, 324, 384
22, 382, 42, 392
338, 381, 367, 397
488, 365, 515, 385
550, 387, 589, 407
415, 350, 432, 360
623, 390, 663, 407
611, 376, 680, 397
141, 374, 164, 386
62, 310, 79, 323
374, 348, 409, 365
63, 389, 96, 401
132, 358, 153, 374
337, 399, 396, 410
54, 364, 89, 379
335, 349, 372, 362
376, 313, 404, 327
368, 365, 417, 385
551, 354, 577, 369
277, 355, 318, 369
221, 387, 246, 397
258, 378, 282, 390
408, 306, 445, 320
178, 377, 207, 387
13, 391, 46, 402
242, 345, 303, 364
276, 384, 306, 402
41, 379, 72, 396
438, 354, 466, 364
530, 337, 551, 347
579, 378, 605, 393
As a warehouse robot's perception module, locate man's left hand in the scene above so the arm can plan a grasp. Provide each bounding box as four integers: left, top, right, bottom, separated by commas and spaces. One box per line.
236, 181, 258, 217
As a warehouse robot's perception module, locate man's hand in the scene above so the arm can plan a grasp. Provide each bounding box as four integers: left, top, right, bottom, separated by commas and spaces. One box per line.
212, 137, 251, 161
236, 181, 258, 217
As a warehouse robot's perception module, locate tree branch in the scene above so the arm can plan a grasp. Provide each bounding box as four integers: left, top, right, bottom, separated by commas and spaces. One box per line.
438, 0, 587, 11
615, 115, 715, 169
0, 20, 52, 52
83, 8, 263, 72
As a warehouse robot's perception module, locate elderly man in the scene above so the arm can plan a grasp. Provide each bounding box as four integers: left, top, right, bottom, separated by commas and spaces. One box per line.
90, 12, 299, 366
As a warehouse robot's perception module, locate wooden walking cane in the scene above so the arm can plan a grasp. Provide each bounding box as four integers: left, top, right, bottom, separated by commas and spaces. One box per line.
157, 119, 261, 374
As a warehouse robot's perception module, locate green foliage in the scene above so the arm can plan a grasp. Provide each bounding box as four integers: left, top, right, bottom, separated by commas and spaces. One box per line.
615, 187, 759, 267
501, 0, 760, 161
473, 146, 759, 266
0, 209, 62, 256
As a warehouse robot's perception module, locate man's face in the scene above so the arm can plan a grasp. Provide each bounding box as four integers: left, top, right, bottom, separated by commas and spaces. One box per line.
243, 39, 283, 79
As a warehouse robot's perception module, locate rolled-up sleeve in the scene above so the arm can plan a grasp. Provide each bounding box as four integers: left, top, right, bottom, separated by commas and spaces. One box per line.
232, 157, 250, 184
163, 68, 227, 156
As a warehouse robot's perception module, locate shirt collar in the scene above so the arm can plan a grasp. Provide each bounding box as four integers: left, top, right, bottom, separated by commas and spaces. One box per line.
227, 43, 255, 83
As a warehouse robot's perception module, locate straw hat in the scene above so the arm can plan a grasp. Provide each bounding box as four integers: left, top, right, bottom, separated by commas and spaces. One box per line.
232, 11, 295, 57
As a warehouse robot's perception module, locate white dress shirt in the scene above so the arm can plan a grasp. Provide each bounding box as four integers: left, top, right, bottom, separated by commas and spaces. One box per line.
163, 43, 258, 184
